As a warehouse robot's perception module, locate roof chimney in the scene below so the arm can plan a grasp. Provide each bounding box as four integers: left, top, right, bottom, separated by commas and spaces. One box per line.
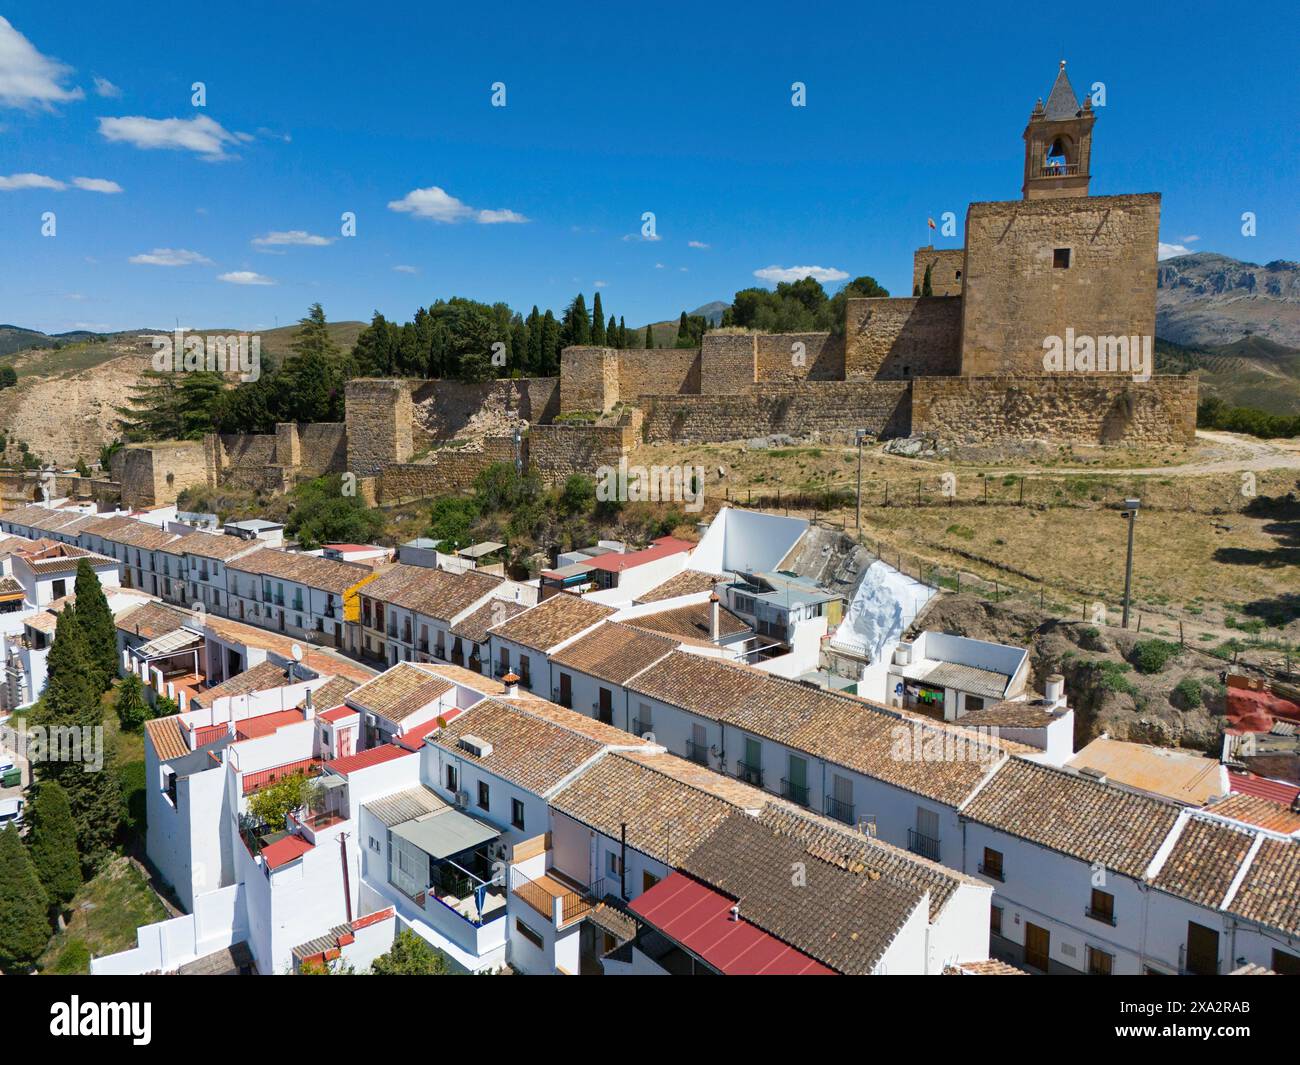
729, 903, 740, 922
709, 591, 721, 642
1045, 673, 1065, 708
502, 671, 520, 697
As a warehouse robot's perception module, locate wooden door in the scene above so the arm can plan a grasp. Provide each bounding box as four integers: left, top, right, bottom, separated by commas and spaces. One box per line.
1024, 923, 1050, 972
1186, 922, 1219, 975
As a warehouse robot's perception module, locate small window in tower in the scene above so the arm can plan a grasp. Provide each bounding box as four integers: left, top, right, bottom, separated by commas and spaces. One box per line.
955, 270, 962, 281
1053, 248, 1071, 269
902, 366, 910, 377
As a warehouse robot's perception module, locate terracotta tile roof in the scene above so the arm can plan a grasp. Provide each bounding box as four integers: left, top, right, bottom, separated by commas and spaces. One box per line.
362, 564, 501, 621
431, 697, 610, 794
21, 544, 115, 575
756, 804, 979, 921
117, 601, 195, 641
549, 753, 751, 866
346, 662, 452, 724
630, 651, 1008, 806
191, 660, 297, 708
81, 514, 140, 538
487, 593, 616, 652
681, 811, 926, 975
1206, 793, 1300, 834
306, 676, 359, 712
962, 759, 1182, 879
181, 532, 264, 561
635, 569, 727, 603
1228, 838, 1300, 936
228, 548, 372, 594
416, 663, 505, 694
549, 623, 678, 686
616, 749, 773, 808
944, 959, 1029, 975
144, 715, 189, 760
97, 518, 181, 551
501, 692, 652, 746
450, 598, 526, 644
627, 601, 749, 643
1151, 816, 1256, 908
955, 700, 1062, 729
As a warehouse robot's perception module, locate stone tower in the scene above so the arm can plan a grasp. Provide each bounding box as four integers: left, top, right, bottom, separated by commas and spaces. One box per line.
1022, 60, 1095, 200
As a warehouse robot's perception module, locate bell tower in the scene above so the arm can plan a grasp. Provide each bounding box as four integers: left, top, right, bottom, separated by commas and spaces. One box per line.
1022, 60, 1094, 199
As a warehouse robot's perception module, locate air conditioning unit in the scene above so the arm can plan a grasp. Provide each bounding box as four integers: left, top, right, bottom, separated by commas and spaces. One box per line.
454, 790, 471, 808
459, 735, 493, 759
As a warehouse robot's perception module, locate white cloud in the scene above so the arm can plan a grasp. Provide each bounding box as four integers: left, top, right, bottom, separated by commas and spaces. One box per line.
129, 248, 212, 267
392, 264, 418, 274
688, 240, 710, 249
388, 185, 528, 224
1158, 243, 1194, 260
0, 172, 65, 191
92, 75, 121, 98
0, 17, 84, 109
97, 115, 248, 161
753, 264, 849, 285
71, 176, 123, 193
218, 270, 276, 286
593, 280, 608, 288
654, 263, 665, 269
623, 231, 662, 242
1180, 234, 1200, 244
252, 229, 334, 247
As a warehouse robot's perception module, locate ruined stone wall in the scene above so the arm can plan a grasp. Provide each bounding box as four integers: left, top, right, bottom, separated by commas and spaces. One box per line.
614, 347, 700, 403
641, 382, 912, 444
911, 374, 1198, 444
700, 334, 756, 394
912, 248, 966, 296
961, 192, 1160, 376
346, 379, 413, 476
530, 421, 637, 484
755, 333, 844, 382
376, 436, 517, 503
409, 378, 559, 444
119, 441, 209, 508
296, 423, 348, 477
844, 297, 963, 379
560, 347, 620, 414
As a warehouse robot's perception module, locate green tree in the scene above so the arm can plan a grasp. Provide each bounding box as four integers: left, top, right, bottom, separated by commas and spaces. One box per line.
591, 293, 606, 345
27, 781, 81, 920
0, 365, 17, 389
427, 496, 481, 549
618, 316, 627, 349
562, 294, 591, 347
114, 673, 150, 732
115, 370, 225, 441
285, 474, 384, 550
370, 929, 450, 975
73, 560, 118, 695
921, 263, 933, 297
559, 474, 596, 514
644, 323, 654, 349
283, 303, 343, 422
248, 772, 321, 831
0, 826, 50, 972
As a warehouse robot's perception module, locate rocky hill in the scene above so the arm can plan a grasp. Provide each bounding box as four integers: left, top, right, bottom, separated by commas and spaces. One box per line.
1157, 253, 1300, 348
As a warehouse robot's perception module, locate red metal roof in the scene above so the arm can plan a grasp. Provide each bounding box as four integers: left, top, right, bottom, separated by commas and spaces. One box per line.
326, 743, 415, 776
234, 708, 304, 741
317, 704, 359, 724
585, 537, 693, 574
262, 834, 313, 870
629, 872, 836, 975
1229, 770, 1300, 806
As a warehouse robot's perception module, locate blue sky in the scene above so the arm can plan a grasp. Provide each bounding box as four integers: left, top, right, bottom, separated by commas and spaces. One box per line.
2, 0, 1296, 335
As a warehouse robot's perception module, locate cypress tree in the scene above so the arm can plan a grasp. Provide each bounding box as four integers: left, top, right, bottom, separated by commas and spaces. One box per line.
676, 311, 690, 345
644, 324, 654, 349
618, 317, 627, 348
591, 293, 605, 345
526, 306, 543, 374
73, 560, 117, 696
27, 781, 81, 921
0, 825, 50, 973
541, 311, 561, 375
921, 264, 933, 297
606, 316, 617, 348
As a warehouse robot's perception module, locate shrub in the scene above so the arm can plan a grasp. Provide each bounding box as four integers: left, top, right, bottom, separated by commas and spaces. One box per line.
1172, 676, 1203, 709
1132, 638, 1180, 674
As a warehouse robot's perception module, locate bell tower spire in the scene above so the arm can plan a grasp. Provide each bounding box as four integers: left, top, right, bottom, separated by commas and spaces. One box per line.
1022, 60, 1095, 199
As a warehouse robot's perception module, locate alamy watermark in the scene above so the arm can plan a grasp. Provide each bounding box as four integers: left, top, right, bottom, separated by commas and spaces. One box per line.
1, 722, 104, 772
1042, 328, 1152, 382
889, 721, 1001, 765
596, 458, 705, 513
149, 327, 261, 382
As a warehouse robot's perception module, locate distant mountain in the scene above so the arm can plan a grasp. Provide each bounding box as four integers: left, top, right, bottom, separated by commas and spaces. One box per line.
0, 324, 104, 358
690, 301, 729, 325
1157, 253, 1300, 349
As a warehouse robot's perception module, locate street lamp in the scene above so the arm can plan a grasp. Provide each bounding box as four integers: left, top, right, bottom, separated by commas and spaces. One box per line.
855, 429, 869, 529
1120, 498, 1140, 629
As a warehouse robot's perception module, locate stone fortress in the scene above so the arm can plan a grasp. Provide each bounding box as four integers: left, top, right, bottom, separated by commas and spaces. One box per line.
110, 62, 1196, 510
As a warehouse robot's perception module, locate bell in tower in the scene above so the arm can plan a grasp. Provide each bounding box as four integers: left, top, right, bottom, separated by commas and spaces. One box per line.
1022, 60, 1095, 200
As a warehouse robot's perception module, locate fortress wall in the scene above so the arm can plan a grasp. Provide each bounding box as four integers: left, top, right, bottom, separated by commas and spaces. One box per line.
530, 422, 637, 484
409, 377, 560, 443
376, 436, 517, 504
844, 297, 963, 379
613, 347, 700, 403
755, 333, 844, 382
700, 334, 756, 394
640, 381, 912, 444
913, 248, 966, 296
560, 347, 620, 414
345, 379, 413, 476
960, 192, 1160, 376
296, 423, 348, 477
911, 374, 1198, 444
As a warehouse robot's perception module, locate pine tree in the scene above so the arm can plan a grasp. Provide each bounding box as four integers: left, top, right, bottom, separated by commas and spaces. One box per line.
285, 303, 342, 421
0, 825, 50, 973
73, 560, 117, 696
27, 781, 81, 919
591, 293, 606, 345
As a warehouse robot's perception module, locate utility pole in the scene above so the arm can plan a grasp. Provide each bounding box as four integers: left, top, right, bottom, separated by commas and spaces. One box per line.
855, 429, 868, 529
1120, 498, 1140, 629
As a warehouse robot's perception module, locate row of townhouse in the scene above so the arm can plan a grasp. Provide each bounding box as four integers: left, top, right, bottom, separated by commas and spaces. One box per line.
491, 609, 1300, 975
105, 645, 1001, 976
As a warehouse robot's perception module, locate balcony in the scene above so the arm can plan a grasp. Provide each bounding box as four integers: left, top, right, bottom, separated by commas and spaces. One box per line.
735, 761, 763, 788
684, 739, 710, 767
510, 867, 595, 929
908, 829, 941, 862
1036, 162, 1080, 178
630, 717, 653, 737
825, 795, 854, 825
780, 778, 810, 806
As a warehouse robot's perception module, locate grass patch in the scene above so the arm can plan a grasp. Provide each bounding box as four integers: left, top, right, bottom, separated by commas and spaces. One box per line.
39, 858, 169, 974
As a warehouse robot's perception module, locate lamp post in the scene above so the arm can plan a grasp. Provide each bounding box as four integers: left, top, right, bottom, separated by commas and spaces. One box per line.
1120, 498, 1140, 628
855, 429, 869, 529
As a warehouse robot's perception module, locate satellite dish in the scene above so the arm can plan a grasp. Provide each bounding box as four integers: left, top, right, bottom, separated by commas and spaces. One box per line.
291, 643, 303, 662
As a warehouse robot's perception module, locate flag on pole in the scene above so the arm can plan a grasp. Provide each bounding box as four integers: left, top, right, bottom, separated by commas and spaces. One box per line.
927, 218, 936, 230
